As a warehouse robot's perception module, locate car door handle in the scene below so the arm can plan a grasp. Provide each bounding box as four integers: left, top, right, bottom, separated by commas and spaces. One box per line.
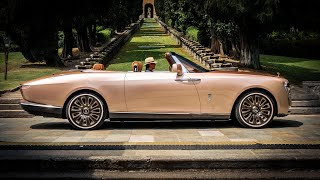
175, 78, 201, 83
175, 78, 191, 82
190, 78, 201, 82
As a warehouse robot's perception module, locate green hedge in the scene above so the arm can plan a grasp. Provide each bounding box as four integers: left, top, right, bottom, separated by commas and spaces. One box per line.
186, 26, 199, 42
167, 19, 173, 28
260, 39, 320, 59
97, 28, 113, 43
96, 26, 105, 32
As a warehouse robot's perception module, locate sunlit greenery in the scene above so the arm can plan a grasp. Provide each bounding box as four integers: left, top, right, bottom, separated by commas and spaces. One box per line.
0, 52, 61, 90
260, 55, 320, 85
107, 18, 201, 71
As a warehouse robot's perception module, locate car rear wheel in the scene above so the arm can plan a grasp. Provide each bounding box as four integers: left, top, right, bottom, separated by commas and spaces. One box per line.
235, 91, 275, 128
66, 93, 107, 130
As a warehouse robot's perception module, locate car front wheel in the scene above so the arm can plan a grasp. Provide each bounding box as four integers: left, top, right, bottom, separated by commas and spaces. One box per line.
66, 93, 107, 130
235, 91, 275, 128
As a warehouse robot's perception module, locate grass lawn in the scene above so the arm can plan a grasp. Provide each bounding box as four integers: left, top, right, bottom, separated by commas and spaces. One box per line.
260, 54, 320, 85
0, 52, 28, 72
0, 52, 61, 91
107, 18, 203, 71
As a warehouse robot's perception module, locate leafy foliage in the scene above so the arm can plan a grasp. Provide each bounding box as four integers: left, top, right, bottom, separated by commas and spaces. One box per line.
186, 26, 199, 42
97, 29, 113, 43
0, 0, 143, 66
155, 0, 320, 69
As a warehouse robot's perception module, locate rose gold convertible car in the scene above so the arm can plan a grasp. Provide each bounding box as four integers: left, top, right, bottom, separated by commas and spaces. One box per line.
20, 52, 291, 130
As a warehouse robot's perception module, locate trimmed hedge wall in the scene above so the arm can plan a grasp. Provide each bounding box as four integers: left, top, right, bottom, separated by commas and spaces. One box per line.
186, 26, 199, 42
260, 39, 320, 59
97, 28, 113, 43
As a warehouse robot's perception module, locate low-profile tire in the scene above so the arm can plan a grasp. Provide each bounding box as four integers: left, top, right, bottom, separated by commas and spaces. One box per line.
66, 92, 107, 130
234, 90, 275, 128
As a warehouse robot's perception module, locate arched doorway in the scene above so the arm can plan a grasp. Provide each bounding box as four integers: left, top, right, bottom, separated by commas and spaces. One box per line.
144, 3, 154, 18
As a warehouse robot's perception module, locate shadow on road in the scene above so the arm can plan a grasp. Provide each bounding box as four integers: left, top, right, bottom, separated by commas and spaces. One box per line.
30, 119, 303, 130
30, 122, 73, 130
271, 119, 304, 128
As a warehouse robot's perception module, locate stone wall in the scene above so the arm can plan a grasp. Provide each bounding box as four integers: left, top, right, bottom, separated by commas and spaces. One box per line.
303, 81, 320, 98
75, 19, 144, 69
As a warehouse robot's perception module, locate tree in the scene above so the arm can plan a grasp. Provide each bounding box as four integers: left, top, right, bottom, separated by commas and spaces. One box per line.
61, 16, 74, 58
204, 0, 279, 69
1, 0, 143, 66
4, 0, 65, 66
156, 0, 279, 69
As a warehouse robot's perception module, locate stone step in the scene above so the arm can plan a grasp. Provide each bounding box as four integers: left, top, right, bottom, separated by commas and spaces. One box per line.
290, 94, 318, 101
291, 87, 307, 91
1, 92, 21, 96
0, 98, 21, 104
0, 95, 22, 99
0, 110, 34, 118
289, 107, 320, 114
291, 100, 320, 107
291, 86, 309, 94
0, 104, 22, 110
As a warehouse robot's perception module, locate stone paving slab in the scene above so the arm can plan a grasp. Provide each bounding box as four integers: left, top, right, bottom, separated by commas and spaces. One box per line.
0, 115, 319, 145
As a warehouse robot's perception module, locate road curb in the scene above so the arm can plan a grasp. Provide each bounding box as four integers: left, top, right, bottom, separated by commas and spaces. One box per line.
0, 156, 319, 171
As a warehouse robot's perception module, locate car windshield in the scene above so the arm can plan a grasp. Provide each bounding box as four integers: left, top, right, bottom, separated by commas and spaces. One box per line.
170, 52, 209, 73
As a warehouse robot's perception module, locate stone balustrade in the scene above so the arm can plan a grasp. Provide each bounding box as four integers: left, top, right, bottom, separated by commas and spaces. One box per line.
75, 19, 144, 70
156, 18, 238, 71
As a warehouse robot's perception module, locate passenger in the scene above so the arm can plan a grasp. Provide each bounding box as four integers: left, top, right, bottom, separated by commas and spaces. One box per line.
145, 57, 157, 72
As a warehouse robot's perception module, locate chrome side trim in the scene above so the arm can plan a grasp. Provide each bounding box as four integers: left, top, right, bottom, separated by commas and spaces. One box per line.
20, 100, 63, 118
20, 102, 62, 109
109, 112, 230, 120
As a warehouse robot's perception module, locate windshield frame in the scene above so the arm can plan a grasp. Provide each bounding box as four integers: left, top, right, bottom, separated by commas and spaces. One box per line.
168, 52, 209, 73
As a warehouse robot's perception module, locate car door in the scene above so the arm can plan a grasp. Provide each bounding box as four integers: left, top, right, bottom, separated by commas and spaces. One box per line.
125, 72, 200, 114
187, 72, 234, 115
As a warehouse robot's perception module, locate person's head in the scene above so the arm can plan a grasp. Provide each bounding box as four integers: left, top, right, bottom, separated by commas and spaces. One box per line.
145, 57, 157, 70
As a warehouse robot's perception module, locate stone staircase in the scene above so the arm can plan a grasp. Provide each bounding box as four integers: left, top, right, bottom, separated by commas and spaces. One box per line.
156, 18, 238, 72
290, 85, 320, 114
0, 91, 33, 118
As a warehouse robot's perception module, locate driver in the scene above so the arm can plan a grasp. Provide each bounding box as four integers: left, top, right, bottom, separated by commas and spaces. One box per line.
145, 57, 157, 72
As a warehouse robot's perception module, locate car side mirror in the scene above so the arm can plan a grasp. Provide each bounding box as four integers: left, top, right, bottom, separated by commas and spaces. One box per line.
171, 64, 183, 76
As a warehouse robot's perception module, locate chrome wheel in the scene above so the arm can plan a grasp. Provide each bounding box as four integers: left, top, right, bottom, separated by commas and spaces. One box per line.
237, 92, 274, 128
67, 93, 105, 129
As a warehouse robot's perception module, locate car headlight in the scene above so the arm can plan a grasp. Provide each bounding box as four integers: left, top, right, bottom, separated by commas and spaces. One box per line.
20, 85, 31, 100
284, 81, 292, 106
284, 81, 290, 92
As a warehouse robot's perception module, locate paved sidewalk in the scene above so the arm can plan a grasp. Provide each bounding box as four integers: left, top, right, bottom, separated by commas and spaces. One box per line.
0, 115, 319, 178
0, 115, 319, 145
